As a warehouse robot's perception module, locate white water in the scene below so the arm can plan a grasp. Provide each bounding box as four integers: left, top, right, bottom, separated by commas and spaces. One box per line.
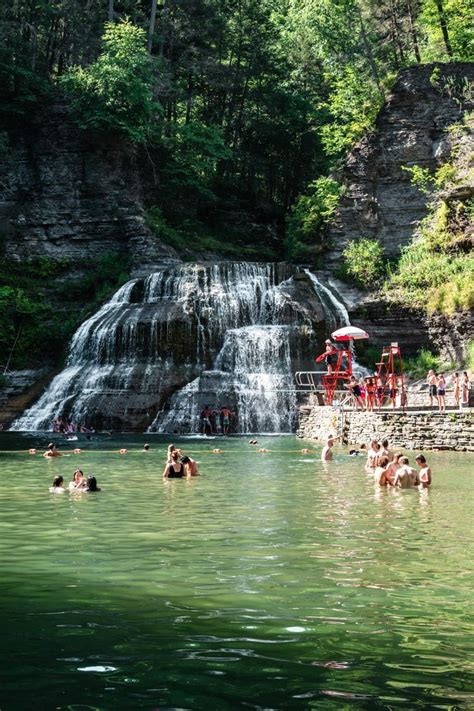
12, 263, 354, 433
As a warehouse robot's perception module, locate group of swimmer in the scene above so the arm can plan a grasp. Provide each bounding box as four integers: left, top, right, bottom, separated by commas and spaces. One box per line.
366, 439, 432, 489
49, 470, 101, 493
321, 434, 432, 489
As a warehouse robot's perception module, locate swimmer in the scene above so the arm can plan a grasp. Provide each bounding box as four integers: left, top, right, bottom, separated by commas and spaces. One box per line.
167, 444, 176, 462
49, 475, 65, 493
321, 435, 339, 461
85, 476, 101, 492
379, 439, 393, 462
415, 454, 432, 489
43, 442, 62, 458
349, 449, 360, 456
301, 448, 310, 454
69, 469, 86, 491
373, 455, 390, 486
258, 448, 269, 453
143, 443, 150, 451
393, 456, 418, 488
384, 453, 403, 486
248, 440, 258, 445
180, 455, 199, 476
163, 450, 185, 478
212, 448, 222, 454
365, 440, 380, 471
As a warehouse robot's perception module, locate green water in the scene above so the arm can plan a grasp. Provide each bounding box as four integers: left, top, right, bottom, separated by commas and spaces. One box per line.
0, 433, 473, 710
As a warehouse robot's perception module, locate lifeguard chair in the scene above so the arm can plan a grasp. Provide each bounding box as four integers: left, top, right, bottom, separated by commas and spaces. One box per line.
316, 326, 369, 405
376, 342, 407, 409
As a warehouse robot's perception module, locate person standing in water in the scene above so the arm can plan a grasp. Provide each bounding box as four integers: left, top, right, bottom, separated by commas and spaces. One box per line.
415, 454, 432, 488
321, 435, 339, 461
43, 442, 62, 458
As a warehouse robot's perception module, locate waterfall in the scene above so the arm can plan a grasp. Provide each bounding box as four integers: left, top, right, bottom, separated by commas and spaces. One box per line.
303, 269, 350, 329
12, 262, 354, 433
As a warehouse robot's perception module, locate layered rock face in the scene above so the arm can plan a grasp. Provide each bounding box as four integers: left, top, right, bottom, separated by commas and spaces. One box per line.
327, 62, 474, 267
0, 102, 177, 272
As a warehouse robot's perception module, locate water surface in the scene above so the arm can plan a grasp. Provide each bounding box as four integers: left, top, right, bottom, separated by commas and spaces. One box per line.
1, 433, 473, 709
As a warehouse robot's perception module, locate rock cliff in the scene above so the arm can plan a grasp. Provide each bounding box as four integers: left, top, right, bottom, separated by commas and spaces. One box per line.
327, 62, 474, 267
0, 101, 178, 273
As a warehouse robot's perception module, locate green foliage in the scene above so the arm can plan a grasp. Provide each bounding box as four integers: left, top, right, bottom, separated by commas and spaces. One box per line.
404, 348, 441, 379
285, 177, 343, 261
404, 160, 458, 196
319, 67, 384, 156
342, 238, 385, 287
146, 208, 277, 260
60, 21, 158, 142
0, 252, 129, 369
418, 0, 474, 61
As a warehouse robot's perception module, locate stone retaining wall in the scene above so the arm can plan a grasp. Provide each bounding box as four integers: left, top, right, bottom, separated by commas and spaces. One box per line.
297, 405, 474, 452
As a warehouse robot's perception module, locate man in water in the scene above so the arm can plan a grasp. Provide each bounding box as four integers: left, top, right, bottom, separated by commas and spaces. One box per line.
393, 456, 418, 487
415, 454, 432, 488
321, 435, 339, 461
43, 442, 62, 458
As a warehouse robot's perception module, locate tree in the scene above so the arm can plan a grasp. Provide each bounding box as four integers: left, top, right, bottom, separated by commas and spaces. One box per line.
60, 20, 159, 142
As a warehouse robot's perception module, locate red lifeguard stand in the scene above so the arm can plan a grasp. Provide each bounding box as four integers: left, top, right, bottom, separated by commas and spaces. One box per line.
315, 326, 369, 405
376, 342, 407, 409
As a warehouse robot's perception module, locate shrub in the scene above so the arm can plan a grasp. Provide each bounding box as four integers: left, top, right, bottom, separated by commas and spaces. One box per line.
404, 348, 441, 379
341, 237, 384, 287
465, 339, 474, 370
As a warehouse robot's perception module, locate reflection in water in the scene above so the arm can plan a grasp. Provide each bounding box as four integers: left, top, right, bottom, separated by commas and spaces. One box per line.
0, 435, 472, 709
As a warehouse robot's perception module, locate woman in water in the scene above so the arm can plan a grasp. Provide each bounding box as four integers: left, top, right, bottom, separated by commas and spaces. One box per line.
69, 469, 86, 491
85, 476, 101, 492
163, 450, 185, 479
415, 454, 432, 489
49, 475, 65, 493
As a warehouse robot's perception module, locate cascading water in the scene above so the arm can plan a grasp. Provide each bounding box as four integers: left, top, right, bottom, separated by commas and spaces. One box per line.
12, 262, 351, 433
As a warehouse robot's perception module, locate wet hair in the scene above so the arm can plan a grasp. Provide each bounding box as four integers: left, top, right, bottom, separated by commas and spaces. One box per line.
48, 442, 55, 450
378, 456, 390, 468
52, 475, 63, 487
86, 476, 100, 492
170, 450, 180, 461
180, 455, 191, 464
415, 454, 426, 464
143, 443, 150, 450
399, 456, 409, 465
73, 469, 84, 481
382, 439, 389, 448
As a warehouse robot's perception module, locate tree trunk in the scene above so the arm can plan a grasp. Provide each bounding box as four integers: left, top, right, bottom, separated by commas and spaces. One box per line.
148, 0, 158, 54
108, 0, 114, 22
434, 0, 453, 58
407, 0, 421, 63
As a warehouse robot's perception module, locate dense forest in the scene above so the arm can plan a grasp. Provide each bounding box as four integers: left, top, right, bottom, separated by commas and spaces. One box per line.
0, 0, 472, 371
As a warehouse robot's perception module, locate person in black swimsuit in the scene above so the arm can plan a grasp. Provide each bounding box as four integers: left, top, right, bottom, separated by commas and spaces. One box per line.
163, 450, 186, 479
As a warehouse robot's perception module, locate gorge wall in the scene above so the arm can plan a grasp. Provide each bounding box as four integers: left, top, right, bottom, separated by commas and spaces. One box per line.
326, 62, 474, 267
0, 101, 178, 275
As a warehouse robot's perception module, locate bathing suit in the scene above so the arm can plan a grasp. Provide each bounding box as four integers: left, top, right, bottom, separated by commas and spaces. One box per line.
325, 354, 334, 366
438, 388, 445, 395
429, 384, 437, 396
167, 463, 184, 478
352, 385, 361, 397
